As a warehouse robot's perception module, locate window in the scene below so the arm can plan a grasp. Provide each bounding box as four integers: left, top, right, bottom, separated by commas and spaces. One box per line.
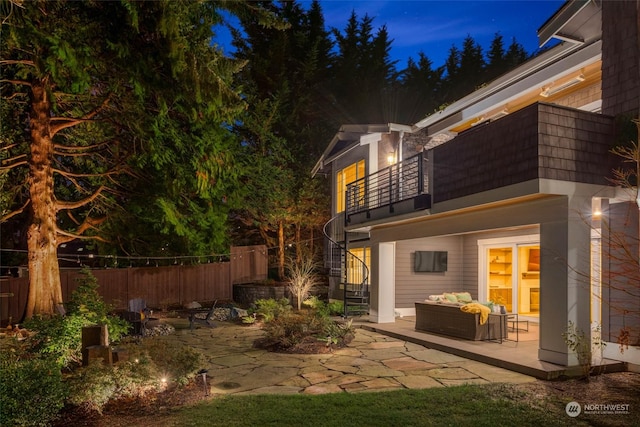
336, 160, 365, 213
347, 247, 370, 285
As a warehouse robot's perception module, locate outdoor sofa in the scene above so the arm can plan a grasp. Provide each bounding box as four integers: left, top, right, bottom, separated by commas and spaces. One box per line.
415, 292, 507, 341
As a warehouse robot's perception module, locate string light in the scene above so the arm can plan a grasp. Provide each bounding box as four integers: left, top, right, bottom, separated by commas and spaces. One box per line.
0, 235, 326, 268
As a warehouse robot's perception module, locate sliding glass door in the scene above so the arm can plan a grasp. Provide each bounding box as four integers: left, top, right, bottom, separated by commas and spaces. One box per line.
483, 240, 540, 319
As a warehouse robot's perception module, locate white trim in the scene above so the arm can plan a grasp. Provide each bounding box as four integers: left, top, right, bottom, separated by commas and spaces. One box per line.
477, 234, 539, 315
360, 132, 382, 146
477, 234, 539, 247
579, 99, 602, 112
603, 342, 640, 366
374, 242, 396, 323
368, 139, 379, 174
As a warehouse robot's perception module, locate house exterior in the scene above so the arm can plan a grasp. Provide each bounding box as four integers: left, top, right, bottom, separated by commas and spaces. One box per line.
313, 0, 639, 368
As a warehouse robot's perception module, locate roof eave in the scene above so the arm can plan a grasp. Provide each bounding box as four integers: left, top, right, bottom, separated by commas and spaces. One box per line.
537, 0, 591, 47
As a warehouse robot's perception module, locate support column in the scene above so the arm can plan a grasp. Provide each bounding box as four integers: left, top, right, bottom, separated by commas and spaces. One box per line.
538, 195, 593, 366
369, 242, 396, 323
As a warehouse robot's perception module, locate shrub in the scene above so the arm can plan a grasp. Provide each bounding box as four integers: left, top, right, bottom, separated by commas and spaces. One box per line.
562, 321, 605, 381
259, 299, 353, 351
65, 339, 204, 413
0, 351, 68, 427
261, 312, 310, 348
23, 268, 129, 368
65, 356, 157, 413
323, 318, 354, 343
127, 339, 205, 386
255, 298, 291, 322
327, 300, 344, 316
303, 296, 330, 317
23, 313, 89, 367
66, 361, 118, 412
65, 267, 130, 342
303, 296, 344, 317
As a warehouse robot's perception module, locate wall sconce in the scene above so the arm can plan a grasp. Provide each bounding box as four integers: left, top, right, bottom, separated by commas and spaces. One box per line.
387, 154, 396, 165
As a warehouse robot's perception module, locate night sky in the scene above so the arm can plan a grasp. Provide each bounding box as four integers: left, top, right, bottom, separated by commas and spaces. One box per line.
215, 1, 567, 69
313, 0, 566, 67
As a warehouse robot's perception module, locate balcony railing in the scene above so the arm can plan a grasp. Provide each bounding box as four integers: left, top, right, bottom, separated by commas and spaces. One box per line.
345, 152, 429, 219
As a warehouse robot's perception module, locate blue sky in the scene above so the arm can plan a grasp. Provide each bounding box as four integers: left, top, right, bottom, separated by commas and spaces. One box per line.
215, 0, 566, 69
310, 0, 566, 67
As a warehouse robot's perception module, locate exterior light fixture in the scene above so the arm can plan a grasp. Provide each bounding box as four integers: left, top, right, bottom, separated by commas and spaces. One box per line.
198, 369, 209, 396
387, 154, 396, 165
540, 74, 585, 97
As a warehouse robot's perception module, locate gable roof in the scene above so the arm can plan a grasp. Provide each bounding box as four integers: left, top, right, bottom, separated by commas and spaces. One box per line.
311, 123, 411, 176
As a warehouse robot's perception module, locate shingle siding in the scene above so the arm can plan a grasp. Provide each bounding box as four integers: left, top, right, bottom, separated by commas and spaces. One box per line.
601, 0, 640, 117
432, 103, 616, 203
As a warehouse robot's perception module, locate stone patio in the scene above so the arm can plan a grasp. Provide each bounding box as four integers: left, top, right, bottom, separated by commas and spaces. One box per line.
155, 318, 536, 395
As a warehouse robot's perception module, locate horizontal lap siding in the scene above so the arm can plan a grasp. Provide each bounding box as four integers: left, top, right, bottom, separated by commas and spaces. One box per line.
393, 227, 541, 309
395, 236, 463, 308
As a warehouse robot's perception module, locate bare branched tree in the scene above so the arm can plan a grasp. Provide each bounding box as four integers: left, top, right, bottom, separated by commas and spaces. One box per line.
286, 254, 322, 310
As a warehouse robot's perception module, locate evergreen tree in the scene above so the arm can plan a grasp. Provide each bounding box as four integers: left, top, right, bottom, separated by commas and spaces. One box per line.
0, 0, 261, 316
505, 37, 529, 68
330, 11, 397, 123
397, 52, 444, 122
453, 35, 486, 100
441, 44, 461, 102
486, 33, 507, 82
231, 0, 333, 278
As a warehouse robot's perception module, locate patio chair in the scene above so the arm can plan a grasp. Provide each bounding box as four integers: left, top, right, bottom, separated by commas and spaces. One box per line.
189, 301, 218, 330
122, 298, 150, 335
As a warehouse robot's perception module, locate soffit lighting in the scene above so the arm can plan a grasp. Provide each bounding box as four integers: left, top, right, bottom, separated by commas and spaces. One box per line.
540, 74, 585, 97
471, 109, 509, 127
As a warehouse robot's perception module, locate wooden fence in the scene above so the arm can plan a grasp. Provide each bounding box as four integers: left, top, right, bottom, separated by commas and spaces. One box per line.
0, 245, 267, 325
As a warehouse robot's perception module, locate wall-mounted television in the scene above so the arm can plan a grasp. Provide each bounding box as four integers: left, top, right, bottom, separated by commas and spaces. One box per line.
414, 251, 448, 272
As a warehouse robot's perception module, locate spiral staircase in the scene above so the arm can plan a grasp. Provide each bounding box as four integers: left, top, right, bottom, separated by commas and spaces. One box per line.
322, 214, 369, 317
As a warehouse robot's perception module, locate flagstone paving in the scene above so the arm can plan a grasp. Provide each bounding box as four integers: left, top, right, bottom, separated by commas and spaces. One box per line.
155, 318, 536, 396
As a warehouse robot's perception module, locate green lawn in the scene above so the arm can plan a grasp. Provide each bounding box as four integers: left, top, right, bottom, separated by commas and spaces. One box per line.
168, 384, 587, 427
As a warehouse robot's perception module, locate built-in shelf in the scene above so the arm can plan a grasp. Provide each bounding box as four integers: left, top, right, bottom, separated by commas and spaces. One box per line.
522, 271, 540, 278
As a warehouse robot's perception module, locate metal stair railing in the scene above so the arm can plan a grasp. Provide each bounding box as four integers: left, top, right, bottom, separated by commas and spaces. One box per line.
323, 214, 370, 318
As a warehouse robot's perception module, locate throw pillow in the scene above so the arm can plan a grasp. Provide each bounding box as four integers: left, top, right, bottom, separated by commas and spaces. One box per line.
443, 293, 458, 303
454, 292, 473, 303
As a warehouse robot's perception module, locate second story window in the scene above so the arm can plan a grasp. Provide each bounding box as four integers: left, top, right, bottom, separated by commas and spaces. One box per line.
336, 160, 365, 213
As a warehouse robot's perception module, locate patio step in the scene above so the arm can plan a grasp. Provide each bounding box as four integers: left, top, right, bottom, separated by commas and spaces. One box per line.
344, 289, 369, 317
